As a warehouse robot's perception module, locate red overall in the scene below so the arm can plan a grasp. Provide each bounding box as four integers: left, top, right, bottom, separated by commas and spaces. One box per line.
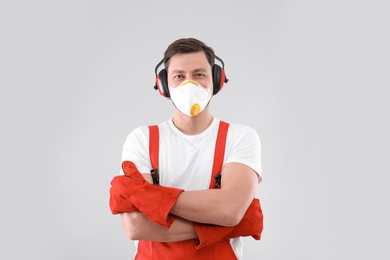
136, 121, 238, 260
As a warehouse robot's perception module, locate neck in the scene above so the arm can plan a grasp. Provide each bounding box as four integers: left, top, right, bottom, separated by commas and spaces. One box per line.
172, 106, 214, 135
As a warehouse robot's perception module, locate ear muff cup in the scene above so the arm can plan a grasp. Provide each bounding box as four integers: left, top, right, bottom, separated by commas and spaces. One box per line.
155, 69, 170, 98
212, 64, 226, 95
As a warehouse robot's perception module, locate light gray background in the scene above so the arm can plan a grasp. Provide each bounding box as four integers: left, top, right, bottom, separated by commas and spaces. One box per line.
1, 0, 389, 259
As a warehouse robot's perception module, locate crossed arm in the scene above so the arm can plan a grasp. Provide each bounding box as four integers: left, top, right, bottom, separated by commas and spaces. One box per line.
121, 162, 259, 242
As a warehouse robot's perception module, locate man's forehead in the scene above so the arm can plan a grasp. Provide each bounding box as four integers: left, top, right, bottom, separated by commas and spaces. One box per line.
168, 55, 211, 72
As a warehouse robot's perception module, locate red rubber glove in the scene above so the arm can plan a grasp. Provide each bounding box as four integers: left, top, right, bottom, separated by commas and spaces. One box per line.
193, 198, 263, 249
109, 161, 184, 228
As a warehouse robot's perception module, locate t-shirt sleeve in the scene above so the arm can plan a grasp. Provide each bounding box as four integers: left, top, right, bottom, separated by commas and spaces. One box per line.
224, 125, 262, 183
120, 126, 152, 175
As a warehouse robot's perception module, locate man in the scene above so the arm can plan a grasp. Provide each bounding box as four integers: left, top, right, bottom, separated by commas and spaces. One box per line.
109, 38, 263, 259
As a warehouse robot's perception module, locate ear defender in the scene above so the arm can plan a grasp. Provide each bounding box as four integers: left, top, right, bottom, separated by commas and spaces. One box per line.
212, 56, 229, 95
155, 69, 170, 98
154, 59, 170, 98
153, 55, 229, 98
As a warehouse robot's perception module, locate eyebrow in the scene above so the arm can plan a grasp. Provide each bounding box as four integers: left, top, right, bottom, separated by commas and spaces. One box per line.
194, 68, 208, 73
171, 68, 208, 74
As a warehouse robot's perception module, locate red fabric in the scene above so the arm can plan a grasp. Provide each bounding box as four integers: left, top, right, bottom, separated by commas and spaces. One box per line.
209, 121, 229, 188
136, 239, 237, 260
109, 161, 183, 228
148, 125, 159, 171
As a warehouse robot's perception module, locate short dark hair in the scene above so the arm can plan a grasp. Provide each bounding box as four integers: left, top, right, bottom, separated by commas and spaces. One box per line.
163, 38, 215, 69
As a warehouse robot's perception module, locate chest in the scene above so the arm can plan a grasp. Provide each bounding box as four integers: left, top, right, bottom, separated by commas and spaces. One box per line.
158, 134, 217, 190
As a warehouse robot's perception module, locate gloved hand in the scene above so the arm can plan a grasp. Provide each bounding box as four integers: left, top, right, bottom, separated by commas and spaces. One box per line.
109, 177, 138, 214
109, 161, 184, 228
193, 198, 263, 249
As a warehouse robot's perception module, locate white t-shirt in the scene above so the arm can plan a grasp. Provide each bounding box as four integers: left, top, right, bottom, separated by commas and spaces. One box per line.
120, 117, 262, 259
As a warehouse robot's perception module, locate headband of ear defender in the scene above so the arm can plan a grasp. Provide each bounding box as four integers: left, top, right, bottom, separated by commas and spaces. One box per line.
153, 55, 229, 98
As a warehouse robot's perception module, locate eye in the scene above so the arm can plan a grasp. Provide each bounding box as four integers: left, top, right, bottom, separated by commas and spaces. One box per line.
195, 73, 206, 77
173, 74, 184, 79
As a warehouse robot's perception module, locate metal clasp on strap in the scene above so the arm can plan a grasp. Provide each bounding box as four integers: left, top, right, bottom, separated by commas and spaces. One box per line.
214, 173, 222, 189
151, 168, 160, 185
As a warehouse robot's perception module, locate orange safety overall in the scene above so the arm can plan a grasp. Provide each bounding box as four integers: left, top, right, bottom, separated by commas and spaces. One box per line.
136, 121, 237, 260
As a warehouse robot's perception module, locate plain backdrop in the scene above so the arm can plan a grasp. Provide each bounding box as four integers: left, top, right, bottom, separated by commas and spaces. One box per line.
1, 0, 389, 259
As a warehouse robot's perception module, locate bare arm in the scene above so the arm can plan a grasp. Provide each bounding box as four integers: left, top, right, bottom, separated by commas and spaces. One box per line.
121, 212, 197, 242
170, 162, 259, 226
120, 173, 197, 241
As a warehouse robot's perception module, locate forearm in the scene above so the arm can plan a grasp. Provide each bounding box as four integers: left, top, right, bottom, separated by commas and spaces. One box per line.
170, 189, 249, 226
171, 163, 258, 226
121, 212, 197, 242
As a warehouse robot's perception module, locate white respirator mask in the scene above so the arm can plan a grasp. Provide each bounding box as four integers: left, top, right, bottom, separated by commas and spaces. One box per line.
169, 79, 212, 117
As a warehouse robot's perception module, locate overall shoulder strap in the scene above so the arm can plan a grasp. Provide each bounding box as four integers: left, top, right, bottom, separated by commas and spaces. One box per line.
209, 120, 230, 189
149, 121, 230, 188
148, 125, 160, 185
